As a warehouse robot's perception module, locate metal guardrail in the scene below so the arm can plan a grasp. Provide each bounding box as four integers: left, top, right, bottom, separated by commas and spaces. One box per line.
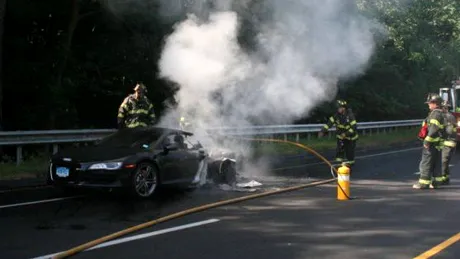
205, 119, 422, 135
0, 119, 422, 165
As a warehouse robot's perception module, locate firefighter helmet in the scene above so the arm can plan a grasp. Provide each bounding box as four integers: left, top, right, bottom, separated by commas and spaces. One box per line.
336, 100, 347, 108
134, 83, 147, 93
425, 93, 442, 105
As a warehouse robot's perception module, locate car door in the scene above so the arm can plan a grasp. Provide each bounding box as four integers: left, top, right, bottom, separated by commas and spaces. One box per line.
179, 133, 205, 181
157, 133, 202, 184
156, 133, 181, 183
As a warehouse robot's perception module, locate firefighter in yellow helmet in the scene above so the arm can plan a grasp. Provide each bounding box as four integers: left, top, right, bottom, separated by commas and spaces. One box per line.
179, 116, 192, 131
117, 83, 156, 129
318, 100, 359, 166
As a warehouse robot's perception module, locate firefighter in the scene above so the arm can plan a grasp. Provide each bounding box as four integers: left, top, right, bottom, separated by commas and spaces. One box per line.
413, 93, 445, 189
117, 83, 156, 129
440, 100, 457, 185
318, 100, 359, 166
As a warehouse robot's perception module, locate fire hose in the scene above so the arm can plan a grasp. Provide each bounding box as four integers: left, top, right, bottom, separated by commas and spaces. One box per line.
51, 137, 350, 259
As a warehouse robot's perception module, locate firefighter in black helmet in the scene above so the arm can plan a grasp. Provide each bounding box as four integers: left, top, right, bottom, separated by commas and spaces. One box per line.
318, 99, 359, 166
413, 93, 446, 189
440, 100, 456, 185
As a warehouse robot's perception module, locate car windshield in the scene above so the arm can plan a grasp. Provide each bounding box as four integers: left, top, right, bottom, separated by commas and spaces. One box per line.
96, 128, 163, 148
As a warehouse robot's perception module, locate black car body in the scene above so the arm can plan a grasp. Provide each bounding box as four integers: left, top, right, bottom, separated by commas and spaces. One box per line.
47, 127, 237, 198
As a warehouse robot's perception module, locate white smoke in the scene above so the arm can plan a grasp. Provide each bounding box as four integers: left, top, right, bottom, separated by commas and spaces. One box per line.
157, 1, 381, 149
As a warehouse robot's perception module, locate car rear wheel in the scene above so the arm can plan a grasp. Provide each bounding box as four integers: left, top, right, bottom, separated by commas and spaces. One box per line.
220, 160, 237, 185
131, 162, 159, 199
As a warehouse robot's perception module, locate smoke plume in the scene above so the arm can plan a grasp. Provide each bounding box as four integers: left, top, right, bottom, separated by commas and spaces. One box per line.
157, 0, 381, 145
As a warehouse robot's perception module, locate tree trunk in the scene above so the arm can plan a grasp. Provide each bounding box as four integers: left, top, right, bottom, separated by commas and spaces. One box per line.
49, 0, 79, 129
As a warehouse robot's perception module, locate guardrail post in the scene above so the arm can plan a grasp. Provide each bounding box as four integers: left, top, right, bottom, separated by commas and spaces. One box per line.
283, 134, 287, 141
53, 144, 59, 154
16, 146, 23, 165
296, 133, 299, 142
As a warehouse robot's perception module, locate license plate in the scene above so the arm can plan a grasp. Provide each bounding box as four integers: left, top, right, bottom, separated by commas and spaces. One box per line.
56, 167, 70, 178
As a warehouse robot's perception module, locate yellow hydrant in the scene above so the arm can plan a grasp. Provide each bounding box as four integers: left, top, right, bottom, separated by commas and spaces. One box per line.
337, 163, 350, 200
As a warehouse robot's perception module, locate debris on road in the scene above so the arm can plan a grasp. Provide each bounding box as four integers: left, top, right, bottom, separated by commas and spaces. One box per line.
218, 184, 259, 192
236, 180, 263, 188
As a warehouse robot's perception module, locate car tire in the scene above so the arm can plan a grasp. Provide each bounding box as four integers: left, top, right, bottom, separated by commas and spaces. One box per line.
130, 162, 159, 199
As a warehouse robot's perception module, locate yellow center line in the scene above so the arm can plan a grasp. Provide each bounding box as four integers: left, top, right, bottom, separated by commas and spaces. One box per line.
413, 232, 460, 259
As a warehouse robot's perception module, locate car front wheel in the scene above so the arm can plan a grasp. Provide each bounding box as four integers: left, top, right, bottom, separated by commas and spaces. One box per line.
131, 162, 159, 199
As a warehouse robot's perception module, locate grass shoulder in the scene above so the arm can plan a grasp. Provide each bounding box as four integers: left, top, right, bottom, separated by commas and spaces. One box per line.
0, 156, 49, 180
251, 128, 420, 156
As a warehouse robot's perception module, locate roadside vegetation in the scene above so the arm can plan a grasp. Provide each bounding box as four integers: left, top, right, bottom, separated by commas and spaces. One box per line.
0, 128, 420, 180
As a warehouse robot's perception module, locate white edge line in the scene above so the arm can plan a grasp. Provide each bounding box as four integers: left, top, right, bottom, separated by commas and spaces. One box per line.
272, 147, 422, 170
30, 218, 220, 259
357, 147, 422, 159
0, 196, 83, 209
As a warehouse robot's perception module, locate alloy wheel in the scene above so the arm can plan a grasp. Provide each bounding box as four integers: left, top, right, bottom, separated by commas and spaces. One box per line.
133, 163, 157, 198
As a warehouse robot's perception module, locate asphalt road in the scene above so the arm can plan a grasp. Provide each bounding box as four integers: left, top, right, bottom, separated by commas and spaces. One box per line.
1, 143, 459, 259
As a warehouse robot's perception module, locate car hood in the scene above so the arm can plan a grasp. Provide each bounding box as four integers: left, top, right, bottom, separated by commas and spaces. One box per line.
52, 146, 148, 163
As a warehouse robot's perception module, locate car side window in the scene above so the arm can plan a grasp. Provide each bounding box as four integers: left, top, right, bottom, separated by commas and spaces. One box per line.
163, 134, 177, 147
159, 133, 188, 150
158, 133, 199, 150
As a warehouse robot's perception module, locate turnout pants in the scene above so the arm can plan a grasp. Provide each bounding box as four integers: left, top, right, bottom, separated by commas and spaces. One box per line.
441, 146, 455, 182
418, 145, 442, 186
336, 138, 356, 164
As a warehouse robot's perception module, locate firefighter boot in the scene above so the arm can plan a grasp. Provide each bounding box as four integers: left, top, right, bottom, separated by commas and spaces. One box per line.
440, 175, 450, 185
412, 182, 430, 189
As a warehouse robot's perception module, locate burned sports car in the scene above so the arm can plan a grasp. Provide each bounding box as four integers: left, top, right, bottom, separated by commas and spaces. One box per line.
47, 127, 238, 198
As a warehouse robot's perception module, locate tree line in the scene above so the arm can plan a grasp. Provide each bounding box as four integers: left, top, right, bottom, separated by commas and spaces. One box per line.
0, 0, 459, 131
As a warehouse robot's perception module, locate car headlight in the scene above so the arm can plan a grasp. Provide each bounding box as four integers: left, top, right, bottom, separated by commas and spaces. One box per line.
88, 162, 123, 170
